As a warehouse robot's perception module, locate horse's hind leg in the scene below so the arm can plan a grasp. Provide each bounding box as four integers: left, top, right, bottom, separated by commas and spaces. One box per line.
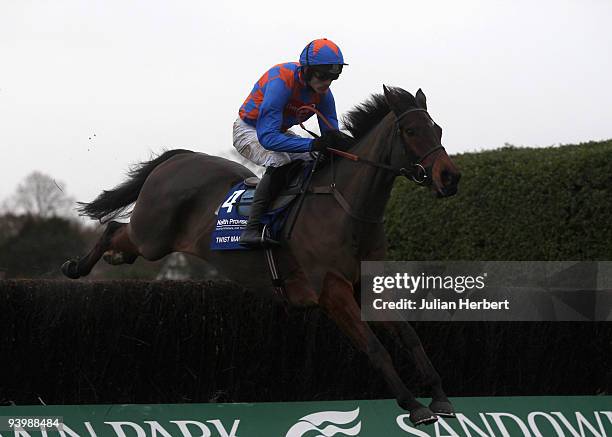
61, 221, 139, 279
377, 321, 455, 418
319, 272, 437, 427
102, 223, 139, 265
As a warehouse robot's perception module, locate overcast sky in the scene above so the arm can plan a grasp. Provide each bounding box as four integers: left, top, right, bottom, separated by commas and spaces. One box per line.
1, 0, 611, 207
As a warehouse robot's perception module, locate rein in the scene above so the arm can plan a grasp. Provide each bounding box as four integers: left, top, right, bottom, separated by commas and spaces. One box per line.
297, 106, 444, 184
297, 105, 336, 134
294, 105, 445, 224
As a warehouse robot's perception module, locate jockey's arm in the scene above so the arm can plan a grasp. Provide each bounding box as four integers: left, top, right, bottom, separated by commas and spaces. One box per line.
256, 79, 314, 153
316, 90, 340, 133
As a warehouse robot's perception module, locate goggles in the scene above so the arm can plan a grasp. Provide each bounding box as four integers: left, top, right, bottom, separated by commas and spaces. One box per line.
310, 64, 343, 81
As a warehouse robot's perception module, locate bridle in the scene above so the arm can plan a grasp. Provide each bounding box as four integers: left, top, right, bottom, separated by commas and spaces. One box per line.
299, 106, 445, 184
391, 107, 445, 183
293, 106, 446, 224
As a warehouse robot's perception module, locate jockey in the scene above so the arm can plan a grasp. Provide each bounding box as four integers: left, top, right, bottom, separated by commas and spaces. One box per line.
234, 38, 353, 248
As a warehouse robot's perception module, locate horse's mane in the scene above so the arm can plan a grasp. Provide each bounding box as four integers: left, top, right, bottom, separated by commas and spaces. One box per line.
342, 87, 417, 141
341, 93, 390, 141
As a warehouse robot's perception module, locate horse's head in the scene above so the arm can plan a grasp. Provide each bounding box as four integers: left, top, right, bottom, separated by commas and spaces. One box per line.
383, 86, 461, 197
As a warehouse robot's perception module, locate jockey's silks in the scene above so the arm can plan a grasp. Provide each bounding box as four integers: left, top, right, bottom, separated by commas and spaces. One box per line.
239, 62, 339, 153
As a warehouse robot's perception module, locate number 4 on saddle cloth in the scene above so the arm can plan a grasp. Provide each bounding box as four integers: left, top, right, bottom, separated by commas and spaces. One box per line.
211, 161, 313, 251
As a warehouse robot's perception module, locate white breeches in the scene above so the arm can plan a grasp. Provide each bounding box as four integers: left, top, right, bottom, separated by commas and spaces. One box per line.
232, 118, 313, 168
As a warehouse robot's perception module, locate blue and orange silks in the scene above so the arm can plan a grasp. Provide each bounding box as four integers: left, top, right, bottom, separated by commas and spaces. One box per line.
238, 62, 339, 154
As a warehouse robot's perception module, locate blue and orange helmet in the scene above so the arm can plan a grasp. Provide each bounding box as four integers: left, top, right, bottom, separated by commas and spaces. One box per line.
299, 38, 347, 80
299, 38, 347, 67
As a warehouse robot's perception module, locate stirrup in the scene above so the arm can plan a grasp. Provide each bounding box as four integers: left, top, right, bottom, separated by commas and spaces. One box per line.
238, 226, 280, 248
260, 225, 280, 247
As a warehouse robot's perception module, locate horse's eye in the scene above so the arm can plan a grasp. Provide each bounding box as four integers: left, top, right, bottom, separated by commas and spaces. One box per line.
403, 128, 415, 136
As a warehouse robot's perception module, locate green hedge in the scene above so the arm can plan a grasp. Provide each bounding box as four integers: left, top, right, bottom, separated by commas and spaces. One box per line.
386, 140, 612, 260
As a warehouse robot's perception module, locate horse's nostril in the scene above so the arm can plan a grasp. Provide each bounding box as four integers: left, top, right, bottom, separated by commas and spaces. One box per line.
443, 171, 461, 187
442, 170, 452, 185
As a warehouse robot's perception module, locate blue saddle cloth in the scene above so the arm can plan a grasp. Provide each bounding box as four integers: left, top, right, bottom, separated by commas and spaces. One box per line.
210, 182, 293, 251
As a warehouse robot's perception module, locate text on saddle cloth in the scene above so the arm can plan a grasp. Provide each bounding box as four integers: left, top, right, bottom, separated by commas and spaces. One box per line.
211, 161, 314, 251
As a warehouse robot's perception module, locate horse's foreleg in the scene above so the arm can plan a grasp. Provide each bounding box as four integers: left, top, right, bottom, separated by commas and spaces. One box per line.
319, 272, 437, 427
61, 221, 139, 279
377, 321, 455, 418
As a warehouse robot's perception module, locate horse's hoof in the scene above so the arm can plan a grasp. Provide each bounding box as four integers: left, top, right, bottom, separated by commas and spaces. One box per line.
61, 259, 80, 279
410, 407, 438, 426
430, 400, 456, 418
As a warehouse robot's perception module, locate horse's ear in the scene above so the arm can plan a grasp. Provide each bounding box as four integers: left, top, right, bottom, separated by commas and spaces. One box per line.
415, 88, 427, 110
383, 84, 402, 115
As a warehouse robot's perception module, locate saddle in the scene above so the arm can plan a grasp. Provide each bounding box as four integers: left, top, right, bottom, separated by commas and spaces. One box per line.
211, 160, 313, 252
236, 160, 309, 217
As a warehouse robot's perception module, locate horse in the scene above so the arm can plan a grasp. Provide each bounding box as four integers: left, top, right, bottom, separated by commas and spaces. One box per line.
62, 85, 461, 426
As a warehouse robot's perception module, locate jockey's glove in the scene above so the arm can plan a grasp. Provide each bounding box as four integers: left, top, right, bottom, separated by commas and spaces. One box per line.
310, 134, 332, 152
310, 130, 356, 153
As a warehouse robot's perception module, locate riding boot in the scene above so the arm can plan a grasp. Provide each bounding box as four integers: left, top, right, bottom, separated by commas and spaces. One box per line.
239, 166, 279, 248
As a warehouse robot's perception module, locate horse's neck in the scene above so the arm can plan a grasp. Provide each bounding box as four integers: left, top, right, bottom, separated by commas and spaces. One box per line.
325, 116, 397, 221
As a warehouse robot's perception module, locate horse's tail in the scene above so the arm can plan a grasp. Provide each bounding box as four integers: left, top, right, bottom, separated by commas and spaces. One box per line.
77, 149, 195, 223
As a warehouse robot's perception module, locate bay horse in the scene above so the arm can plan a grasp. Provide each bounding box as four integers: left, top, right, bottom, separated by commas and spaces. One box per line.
62, 86, 461, 426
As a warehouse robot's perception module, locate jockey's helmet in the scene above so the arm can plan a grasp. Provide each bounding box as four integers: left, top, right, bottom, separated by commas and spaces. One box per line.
300, 38, 347, 82
299, 38, 347, 67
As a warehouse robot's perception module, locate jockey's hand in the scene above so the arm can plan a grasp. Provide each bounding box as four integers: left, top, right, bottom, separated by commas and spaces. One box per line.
310, 130, 355, 153
310, 135, 332, 152
326, 130, 356, 151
